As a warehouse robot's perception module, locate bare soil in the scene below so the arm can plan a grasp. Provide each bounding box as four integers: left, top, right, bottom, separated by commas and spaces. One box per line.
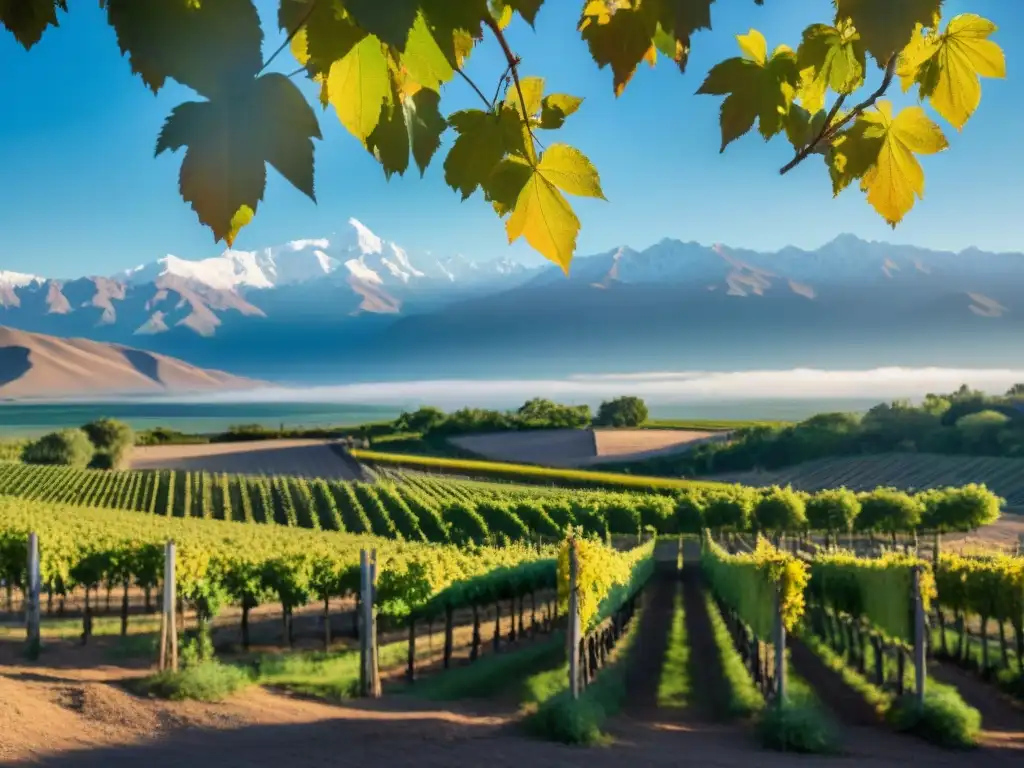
450, 428, 721, 468
126, 440, 358, 479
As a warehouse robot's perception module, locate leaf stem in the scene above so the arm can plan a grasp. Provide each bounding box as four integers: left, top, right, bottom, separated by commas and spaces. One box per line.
455, 68, 494, 110
491, 62, 514, 111
779, 55, 898, 175
260, 0, 318, 76
483, 15, 537, 154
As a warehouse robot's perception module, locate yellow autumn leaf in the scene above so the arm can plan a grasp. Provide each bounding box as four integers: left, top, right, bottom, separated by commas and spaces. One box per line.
858, 100, 948, 225
326, 35, 391, 143
899, 14, 1006, 131
506, 173, 580, 274
537, 144, 606, 199
737, 29, 767, 65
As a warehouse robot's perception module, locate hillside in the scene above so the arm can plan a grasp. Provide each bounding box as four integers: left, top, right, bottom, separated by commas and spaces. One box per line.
0, 326, 257, 398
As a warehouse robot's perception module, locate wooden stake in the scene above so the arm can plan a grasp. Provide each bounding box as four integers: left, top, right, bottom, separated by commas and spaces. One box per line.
159, 541, 177, 672
774, 586, 786, 704
568, 537, 581, 700
26, 532, 40, 658
913, 566, 926, 706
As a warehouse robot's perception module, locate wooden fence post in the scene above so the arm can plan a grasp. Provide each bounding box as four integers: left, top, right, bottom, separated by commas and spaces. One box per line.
913, 566, 926, 707
360, 549, 381, 698
568, 537, 581, 700
26, 532, 40, 658
158, 541, 177, 672
774, 586, 786, 704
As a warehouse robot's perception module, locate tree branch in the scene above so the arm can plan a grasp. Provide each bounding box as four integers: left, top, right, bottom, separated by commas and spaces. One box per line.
483, 15, 537, 155
260, 0, 318, 75
455, 67, 493, 109
779, 55, 898, 176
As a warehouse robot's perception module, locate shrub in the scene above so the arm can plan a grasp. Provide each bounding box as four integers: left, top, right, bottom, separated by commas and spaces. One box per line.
758, 698, 840, 754
593, 396, 649, 427
22, 429, 95, 468
887, 689, 981, 749
137, 660, 251, 702
87, 451, 117, 470
82, 418, 134, 459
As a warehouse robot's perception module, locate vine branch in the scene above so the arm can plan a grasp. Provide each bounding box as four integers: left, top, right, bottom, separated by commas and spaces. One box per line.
483, 15, 537, 154
779, 54, 898, 176
261, 0, 318, 75
491, 62, 514, 111
455, 67, 493, 109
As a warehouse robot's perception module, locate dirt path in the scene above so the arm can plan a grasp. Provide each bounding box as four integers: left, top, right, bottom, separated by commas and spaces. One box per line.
787, 637, 880, 727
620, 568, 676, 720
928, 659, 1024, 750
679, 564, 732, 721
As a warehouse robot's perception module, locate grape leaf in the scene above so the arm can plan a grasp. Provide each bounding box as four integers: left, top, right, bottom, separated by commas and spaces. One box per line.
898, 14, 1005, 131
405, 88, 446, 175
489, 0, 514, 29
401, 11, 454, 92
421, 0, 488, 67
444, 110, 507, 199
697, 30, 799, 151
505, 75, 545, 119
651, 0, 715, 73
505, 175, 579, 273
830, 100, 948, 225
797, 21, 865, 96
539, 94, 584, 129
367, 101, 410, 179
155, 74, 321, 245
825, 118, 882, 196
833, 0, 942, 65
326, 35, 391, 143
483, 156, 533, 216
505, 143, 604, 271
344, 0, 420, 51
494, 0, 545, 26
287, 0, 367, 78
783, 104, 827, 152
579, 0, 658, 96
105, 0, 263, 98
1, 0, 66, 50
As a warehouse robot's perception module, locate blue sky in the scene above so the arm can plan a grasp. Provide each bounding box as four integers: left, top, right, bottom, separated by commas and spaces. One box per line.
0, 0, 1020, 278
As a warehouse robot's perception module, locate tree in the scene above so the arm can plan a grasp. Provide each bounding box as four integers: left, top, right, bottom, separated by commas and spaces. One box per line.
2, 2, 1004, 273
753, 486, 807, 537
955, 410, 1010, 453
82, 418, 135, 467
920, 484, 1001, 533
805, 487, 861, 546
594, 396, 649, 428
856, 487, 923, 544
703, 487, 754, 533
22, 429, 95, 468
394, 406, 447, 434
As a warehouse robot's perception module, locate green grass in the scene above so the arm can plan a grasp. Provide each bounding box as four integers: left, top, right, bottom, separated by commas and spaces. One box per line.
656, 583, 690, 708
352, 449, 731, 493
641, 419, 791, 431
134, 660, 252, 702
249, 639, 407, 701
410, 633, 565, 701
523, 609, 643, 745
703, 594, 765, 718
931, 625, 1024, 700
0, 613, 162, 641
758, 660, 841, 754
801, 633, 891, 716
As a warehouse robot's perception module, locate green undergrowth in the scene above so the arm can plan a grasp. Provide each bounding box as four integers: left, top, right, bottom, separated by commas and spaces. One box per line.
931, 625, 1024, 701
250, 639, 407, 701
134, 659, 252, 702
411, 633, 565, 701
802, 629, 981, 749
703, 593, 764, 718
656, 583, 690, 708
522, 610, 643, 745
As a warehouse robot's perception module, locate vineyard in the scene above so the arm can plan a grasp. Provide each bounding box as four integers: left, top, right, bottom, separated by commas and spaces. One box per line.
713, 453, 1024, 507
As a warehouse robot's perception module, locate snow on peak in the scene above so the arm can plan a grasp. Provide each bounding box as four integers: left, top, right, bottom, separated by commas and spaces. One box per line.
0, 270, 43, 288
349, 217, 383, 255
124, 252, 273, 291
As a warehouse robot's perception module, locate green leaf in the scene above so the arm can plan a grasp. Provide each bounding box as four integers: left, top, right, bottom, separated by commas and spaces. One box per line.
483, 156, 533, 216
155, 74, 321, 245
421, 0, 489, 68
834, 0, 942, 65
106, 0, 264, 98
405, 88, 447, 175
539, 94, 584, 130
503, 0, 545, 26
783, 103, 827, 152
697, 30, 799, 151
537, 144, 605, 199
650, 0, 715, 73
289, 1, 367, 77
505, 75, 545, 120
797, 20, 866, 95
898, 13, 1006, 131
343, 0, 420, 50
367, 101, 410, 179
579, 0, 658, 96
1, 0, 66, 50
444, 110, 506, 199
325, 35, 391, 143
401, 11, 455, 91
506, 172, 579, 273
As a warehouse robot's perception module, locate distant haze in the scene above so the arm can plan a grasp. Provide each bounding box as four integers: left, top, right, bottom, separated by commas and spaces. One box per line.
162, 367, 1024, 410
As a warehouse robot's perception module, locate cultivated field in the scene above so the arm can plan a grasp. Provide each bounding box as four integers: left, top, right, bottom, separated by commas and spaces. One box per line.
711, 452, 1024, 506
450, 428, 724, 468
127, 439, 358, 479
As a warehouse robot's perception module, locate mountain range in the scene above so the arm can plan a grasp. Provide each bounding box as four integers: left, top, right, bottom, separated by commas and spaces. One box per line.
2, 219, 1022, 383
